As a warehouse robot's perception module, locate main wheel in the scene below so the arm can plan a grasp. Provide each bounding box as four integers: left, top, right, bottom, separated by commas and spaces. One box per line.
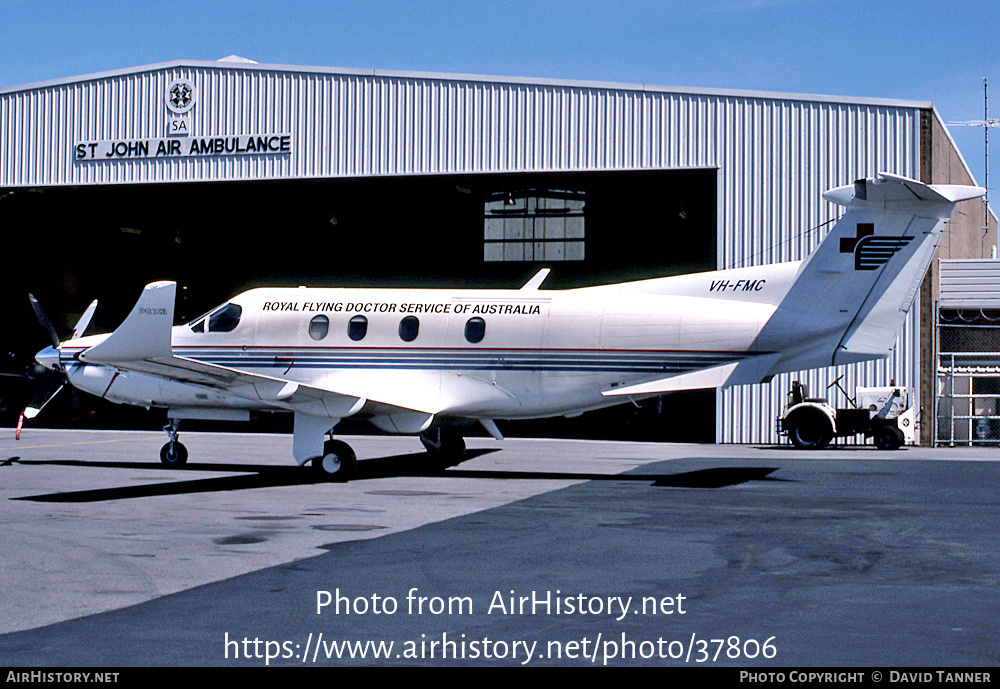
160, 441, 188, 466
874, 426, 903, 451
312, 439, 358, 481
420, 428, 467, 470
786, 410, 833, 450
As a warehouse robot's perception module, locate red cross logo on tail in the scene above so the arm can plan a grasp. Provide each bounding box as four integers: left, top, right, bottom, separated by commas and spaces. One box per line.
840, 223, 874, 253
840, 223, 913, 271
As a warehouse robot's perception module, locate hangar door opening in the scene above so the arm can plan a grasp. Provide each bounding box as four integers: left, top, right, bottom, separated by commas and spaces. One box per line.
2, 167, 717, 441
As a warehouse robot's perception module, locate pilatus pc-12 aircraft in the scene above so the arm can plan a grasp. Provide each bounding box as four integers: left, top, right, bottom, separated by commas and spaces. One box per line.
22, 174, 984, 480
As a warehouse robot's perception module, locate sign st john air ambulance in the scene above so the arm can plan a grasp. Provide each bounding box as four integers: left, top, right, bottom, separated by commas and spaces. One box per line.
74, 77, 292, 161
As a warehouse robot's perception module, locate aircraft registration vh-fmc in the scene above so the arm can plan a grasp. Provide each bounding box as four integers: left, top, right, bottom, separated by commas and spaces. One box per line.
22, 173, 985, 479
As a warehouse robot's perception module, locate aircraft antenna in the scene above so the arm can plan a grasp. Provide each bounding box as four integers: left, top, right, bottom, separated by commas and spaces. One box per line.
724, 215, 840, 270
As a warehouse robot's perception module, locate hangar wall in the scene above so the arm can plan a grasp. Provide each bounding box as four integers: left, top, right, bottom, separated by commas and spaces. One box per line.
1, 59, 968, 443
0, 60, 923, 188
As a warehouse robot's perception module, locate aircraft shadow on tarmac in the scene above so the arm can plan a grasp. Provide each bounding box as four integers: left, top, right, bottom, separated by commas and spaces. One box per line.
6, 450, 783, 503
755, 444, 907, 451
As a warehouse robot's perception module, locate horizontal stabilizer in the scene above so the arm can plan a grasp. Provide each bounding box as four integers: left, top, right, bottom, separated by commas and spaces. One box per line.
823, 173, 985, 207
602, 354, 781, 396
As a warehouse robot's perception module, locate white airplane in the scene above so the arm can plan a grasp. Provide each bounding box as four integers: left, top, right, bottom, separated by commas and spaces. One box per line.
24, 174, 984, 479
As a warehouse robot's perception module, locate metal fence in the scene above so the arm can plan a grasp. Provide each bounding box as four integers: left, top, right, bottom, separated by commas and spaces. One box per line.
936, 350, 1000, 445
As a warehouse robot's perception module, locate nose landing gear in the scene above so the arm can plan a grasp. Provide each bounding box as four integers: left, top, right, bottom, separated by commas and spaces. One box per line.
160, 419, 188, 466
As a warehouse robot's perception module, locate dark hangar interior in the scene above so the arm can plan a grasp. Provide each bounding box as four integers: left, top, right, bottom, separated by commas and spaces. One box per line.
2, 168, 718, 441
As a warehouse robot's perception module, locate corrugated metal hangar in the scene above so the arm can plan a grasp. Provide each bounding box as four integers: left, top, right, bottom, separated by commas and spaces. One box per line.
1, 57, 995, 444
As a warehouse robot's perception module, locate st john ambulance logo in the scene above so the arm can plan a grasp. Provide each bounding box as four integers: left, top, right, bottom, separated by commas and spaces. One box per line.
166, 78, 196, 114
840, 223, 913, 271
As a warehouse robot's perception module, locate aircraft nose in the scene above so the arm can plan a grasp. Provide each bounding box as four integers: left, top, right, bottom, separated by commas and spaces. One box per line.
35, 346, 61, 371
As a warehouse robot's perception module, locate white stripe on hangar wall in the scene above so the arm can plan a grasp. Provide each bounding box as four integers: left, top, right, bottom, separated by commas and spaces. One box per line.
0, 61, 923, 442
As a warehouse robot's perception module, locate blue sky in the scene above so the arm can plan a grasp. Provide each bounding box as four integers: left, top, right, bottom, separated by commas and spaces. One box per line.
3, 0, 998, 190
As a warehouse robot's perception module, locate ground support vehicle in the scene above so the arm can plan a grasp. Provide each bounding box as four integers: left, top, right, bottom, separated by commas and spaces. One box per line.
778, 380, 914, 450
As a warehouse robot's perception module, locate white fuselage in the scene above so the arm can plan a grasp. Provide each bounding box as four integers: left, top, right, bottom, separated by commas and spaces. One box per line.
59, 263, 798, 424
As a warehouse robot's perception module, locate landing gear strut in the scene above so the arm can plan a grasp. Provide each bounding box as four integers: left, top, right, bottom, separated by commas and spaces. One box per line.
311, 438, 357, 482
420, 427, 466, 471
160, 419, 188, 466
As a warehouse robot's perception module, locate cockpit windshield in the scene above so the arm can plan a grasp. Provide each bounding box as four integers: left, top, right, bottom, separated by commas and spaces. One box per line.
189, 303, 242, 333
209, 303, 242, 332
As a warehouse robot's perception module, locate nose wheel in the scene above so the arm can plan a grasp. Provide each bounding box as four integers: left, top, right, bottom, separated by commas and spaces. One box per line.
160, 441, 188, 465
160, 419, 188, 466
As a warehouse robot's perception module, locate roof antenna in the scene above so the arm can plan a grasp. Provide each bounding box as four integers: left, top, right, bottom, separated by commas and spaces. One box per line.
983, 77, 989, 257
947, 78, 998, 256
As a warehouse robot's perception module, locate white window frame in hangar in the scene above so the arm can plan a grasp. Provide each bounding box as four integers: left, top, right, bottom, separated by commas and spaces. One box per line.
0, 57, 993, 445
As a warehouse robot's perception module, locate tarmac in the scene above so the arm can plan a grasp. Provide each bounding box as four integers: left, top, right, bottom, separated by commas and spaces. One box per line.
0, 428, 997, 667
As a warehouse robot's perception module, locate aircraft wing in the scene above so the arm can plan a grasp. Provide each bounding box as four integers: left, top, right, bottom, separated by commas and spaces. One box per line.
85, 341, 367, 418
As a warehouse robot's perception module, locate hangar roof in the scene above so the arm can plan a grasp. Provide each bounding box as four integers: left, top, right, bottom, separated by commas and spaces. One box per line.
0, 57, 935, 110
2, 55, 944, 192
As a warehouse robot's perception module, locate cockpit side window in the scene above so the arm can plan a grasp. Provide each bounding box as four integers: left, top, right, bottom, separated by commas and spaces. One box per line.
190, 318, 205, 333
208, 303, 242, 333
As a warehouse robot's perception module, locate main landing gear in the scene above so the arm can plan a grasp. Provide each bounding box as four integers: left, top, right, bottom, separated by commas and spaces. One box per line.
311, 438, 358, 482
420, 427, 467, 471
160, 419, 188, 466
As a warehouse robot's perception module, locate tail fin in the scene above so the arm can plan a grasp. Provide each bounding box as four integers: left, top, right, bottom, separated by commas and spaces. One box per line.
755, 173, 984, 373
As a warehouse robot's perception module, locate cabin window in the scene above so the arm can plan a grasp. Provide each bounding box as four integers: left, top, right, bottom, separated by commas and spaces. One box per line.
309, 315, 329, 340
348, 315, 368, 341
465, 317, 486, 343
399, 316, 419, 342
208, 303, 242, 333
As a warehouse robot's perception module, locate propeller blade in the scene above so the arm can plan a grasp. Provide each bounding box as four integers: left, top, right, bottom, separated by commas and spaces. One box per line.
23, 377, 66, 420
28, 293, 61, 349
72, 300, 98, 340
18, 294, 77, 426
